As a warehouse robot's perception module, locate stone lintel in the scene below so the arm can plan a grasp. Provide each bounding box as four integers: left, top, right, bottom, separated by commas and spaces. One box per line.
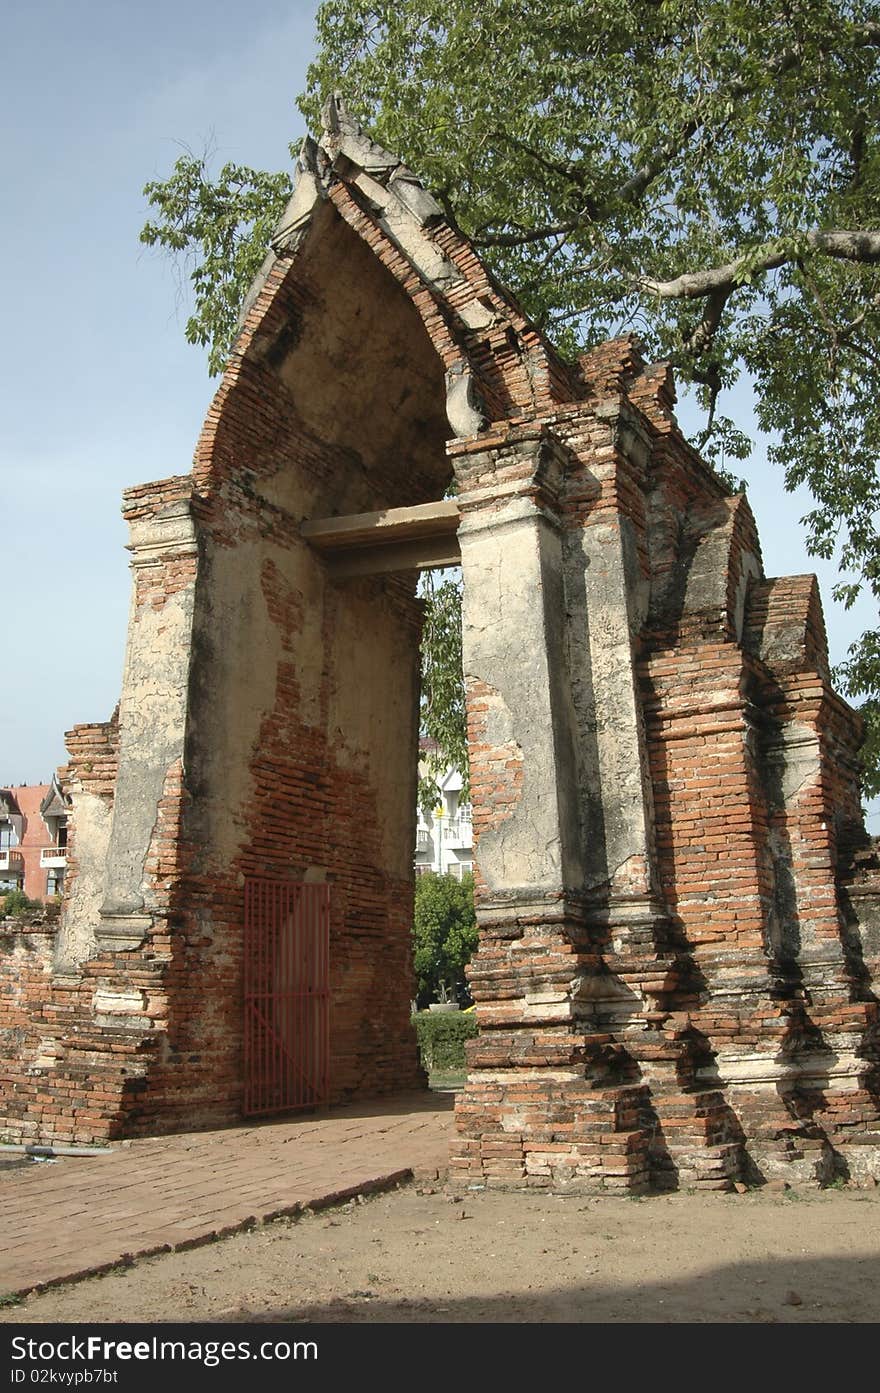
328, 535, 460, 577
301, 500, 461, 575
302, 498, 460, 550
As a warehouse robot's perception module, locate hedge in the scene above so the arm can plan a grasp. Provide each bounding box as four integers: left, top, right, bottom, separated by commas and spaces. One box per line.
412, 1010, 478, 1072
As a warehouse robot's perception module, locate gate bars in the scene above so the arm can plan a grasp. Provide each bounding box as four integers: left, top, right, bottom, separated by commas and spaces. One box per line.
243, 878, 330, 1117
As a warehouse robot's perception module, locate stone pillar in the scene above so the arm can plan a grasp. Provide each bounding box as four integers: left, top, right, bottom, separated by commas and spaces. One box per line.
455, 429, 584, 915
567, 405, 658, 907
97, 481, 198, 949
450, 425, 668, 1190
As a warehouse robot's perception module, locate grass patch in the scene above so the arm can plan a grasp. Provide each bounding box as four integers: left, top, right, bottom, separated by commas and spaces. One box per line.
428, 1069, 467, 1092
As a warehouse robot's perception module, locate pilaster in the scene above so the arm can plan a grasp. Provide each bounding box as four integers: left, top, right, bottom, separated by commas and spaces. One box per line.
97, 482, 198, 948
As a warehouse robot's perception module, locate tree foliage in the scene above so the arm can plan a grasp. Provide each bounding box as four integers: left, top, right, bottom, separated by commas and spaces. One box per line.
412, 870, 477, 1005
141, 0, 880, 795
141, 152, 294, 376
0, 888, 42, 918
417, 570, 468, 811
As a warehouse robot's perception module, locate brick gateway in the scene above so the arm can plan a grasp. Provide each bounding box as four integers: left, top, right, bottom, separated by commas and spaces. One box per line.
2, 101, 879, 1190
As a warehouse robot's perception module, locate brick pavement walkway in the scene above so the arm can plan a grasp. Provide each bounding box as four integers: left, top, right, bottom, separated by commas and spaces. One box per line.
0, 1091, 454, 1297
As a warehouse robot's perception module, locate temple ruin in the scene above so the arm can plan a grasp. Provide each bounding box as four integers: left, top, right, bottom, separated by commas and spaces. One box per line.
2, 101, 880, 1189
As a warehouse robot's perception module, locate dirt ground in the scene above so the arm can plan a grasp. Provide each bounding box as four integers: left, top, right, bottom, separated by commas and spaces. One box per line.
3, 1181, 880, 1324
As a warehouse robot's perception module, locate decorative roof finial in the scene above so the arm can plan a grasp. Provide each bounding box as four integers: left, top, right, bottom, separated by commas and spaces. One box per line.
321, 90, 353, 138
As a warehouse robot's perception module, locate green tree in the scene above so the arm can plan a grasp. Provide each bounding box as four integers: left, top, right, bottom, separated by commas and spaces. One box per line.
141, 0, 880, 796
141, 151, 294, 377
417, 570, 467, 813
412, 871, 477, 1005
0, 888, 41, 918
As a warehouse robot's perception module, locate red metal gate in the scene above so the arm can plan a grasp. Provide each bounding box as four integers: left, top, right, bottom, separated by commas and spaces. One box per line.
243, 878, 330, 1117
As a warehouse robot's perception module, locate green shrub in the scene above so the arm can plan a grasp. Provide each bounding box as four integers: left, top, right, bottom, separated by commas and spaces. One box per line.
412, 871, 477, 1006
0, 889, 41, 918
412, 1010, 478, 1073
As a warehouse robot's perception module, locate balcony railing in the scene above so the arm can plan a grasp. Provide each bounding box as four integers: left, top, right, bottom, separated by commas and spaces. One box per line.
0, 848, 23, 874
40, 846, 68, 868
415, 829, 431, 852
441, 817, 473, 848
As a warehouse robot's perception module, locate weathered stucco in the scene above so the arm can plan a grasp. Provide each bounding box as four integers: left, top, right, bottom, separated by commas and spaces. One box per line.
98, 494, 198, 944
54, 787, 111, 968
458, 488, 583, 894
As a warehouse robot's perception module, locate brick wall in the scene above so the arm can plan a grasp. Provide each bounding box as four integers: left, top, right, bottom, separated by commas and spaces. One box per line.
60, 712, 119, 917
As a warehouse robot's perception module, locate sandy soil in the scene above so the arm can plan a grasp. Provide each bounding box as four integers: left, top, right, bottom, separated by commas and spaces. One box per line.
3, 1181, 880, 1324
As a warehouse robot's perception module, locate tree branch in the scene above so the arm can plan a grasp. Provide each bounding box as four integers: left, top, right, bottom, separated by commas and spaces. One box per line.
488, 129, 601, 216
639, 230, 880, 301
474, 217, 584, 247
838, 290, 880, 340
692, 361, 723, 445
685, 285, 732, 354
468, 27, 880, 253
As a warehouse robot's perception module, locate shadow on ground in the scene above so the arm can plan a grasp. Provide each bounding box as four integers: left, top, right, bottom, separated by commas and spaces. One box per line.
219, 1250, 880, 1324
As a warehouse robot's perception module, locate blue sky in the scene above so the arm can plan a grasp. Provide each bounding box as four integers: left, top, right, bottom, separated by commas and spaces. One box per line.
3, 0, 317, 779
3, 2, 877, 831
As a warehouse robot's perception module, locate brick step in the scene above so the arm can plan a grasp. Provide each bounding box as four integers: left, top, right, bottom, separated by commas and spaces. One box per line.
659, 1140, 742, 1190
645, 1088, 728, 1116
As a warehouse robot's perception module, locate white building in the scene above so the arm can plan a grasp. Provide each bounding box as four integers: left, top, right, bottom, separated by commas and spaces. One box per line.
414, 766, 473, 880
